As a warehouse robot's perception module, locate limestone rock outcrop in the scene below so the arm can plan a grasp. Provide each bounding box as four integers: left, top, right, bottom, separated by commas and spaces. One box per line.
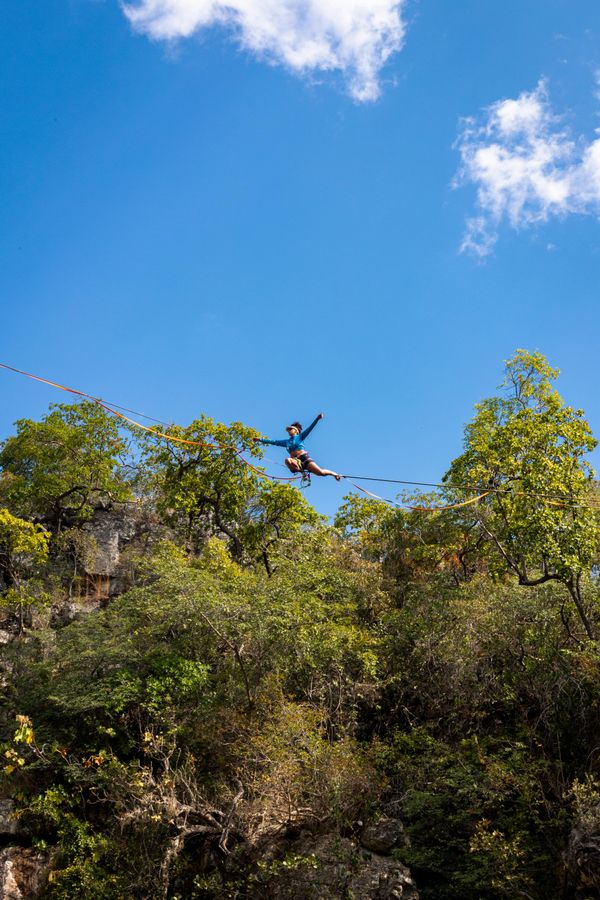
265, 831, 418, 899
0, 848, 49, 900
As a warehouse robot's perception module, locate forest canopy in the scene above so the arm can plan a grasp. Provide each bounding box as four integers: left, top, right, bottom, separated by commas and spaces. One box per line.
1, 350, 600, 899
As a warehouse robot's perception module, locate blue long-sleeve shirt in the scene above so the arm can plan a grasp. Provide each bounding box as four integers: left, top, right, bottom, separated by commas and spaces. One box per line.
259, 416, 320, 453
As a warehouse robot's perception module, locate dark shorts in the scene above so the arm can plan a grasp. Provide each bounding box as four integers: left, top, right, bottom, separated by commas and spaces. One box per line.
295, 451, 313, 471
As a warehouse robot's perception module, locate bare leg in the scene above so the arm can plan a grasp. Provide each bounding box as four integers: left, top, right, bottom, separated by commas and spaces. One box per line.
306, 461, 342, 481
285, 457, 302, 473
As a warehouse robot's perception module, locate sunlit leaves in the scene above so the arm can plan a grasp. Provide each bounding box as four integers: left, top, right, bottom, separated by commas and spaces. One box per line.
0, 401, 131, 526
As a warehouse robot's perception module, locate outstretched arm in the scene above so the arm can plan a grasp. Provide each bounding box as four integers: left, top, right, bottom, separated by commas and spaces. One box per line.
300, 413, 324, 441
253, 437, 288, 447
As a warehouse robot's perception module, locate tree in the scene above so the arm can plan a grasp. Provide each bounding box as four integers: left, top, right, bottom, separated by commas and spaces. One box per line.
444, 350, 599, 640
237, 481, 322, 576
0, 508, 49, 588
6, 536, 383, 895
136, 415, 320, 572
0, 508, 49, 632
0, 401, 131, 530
335, 492, 489, 596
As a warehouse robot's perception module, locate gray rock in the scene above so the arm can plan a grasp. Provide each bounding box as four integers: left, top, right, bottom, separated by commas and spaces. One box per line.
361, 817, 405, 854
0, 800, 17, 836
81, 504, 170, 597
45, 503, 172, 626
0, 848, 49, 900
265, 833, 418, 899
83, 504, 140, 577
50, 596, 104, 628
567, 825, 600, 895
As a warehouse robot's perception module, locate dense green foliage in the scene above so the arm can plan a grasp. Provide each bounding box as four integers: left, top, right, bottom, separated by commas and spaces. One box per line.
1, 351, 600, 898
0, 401, 132, 528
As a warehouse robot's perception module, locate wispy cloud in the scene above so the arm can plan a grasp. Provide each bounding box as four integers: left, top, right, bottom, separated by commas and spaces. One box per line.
121, 0, 407, 102
455, 80, 600, 256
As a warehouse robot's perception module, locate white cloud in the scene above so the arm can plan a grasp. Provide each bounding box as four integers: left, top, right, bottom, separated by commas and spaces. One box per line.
121, 0, 407, 101
455, 80, 600, 255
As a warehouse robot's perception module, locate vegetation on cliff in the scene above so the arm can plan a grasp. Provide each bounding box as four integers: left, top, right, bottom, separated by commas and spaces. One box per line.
1, 351, 600, 899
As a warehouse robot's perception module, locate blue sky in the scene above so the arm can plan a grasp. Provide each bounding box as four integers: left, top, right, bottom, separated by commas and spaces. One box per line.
1, 0, 600, 515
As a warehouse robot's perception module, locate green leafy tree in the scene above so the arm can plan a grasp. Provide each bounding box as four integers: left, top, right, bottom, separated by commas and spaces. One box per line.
0, 508, 50, 631
5, 352, 600, 898
5, 538, 383, 896
0, 508, 49, 587
238, 481, 322, 575
445, 351, 599, 639
137, 415, 320, 572
0, 401, 131, 530
335, 492, 488, 597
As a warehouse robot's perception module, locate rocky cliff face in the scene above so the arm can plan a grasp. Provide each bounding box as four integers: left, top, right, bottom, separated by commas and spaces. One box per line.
265, 826, 418, 899
81, 502, 170, 598
566, 811, 600, 897
0, 502, 168, 641
0, 800, 49, 900
49, 502, 170, 628
0, 849, 50, 900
